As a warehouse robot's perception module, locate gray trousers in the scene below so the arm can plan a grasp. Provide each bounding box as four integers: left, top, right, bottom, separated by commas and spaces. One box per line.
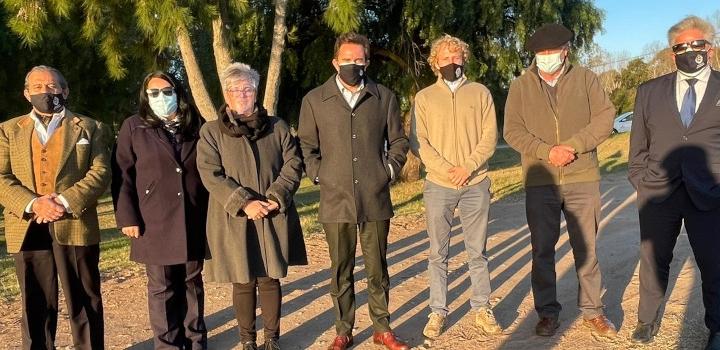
424, 178, 492, 316
526, 181, 604, 320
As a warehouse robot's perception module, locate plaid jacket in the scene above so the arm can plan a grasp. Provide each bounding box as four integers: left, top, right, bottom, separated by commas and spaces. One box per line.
0, 111, 112, 253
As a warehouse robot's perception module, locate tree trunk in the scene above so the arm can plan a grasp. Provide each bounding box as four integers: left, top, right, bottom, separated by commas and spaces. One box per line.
263, 0, 288, 116
177, 25, 219, 120
400, 95, 422, 182
211, 0, 233, 78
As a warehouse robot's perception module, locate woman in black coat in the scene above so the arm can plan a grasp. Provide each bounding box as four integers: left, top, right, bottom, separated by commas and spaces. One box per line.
197, 62, 307, 350
112, 71, 209, 349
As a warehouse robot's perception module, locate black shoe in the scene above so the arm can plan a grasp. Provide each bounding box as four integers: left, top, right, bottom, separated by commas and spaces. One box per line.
630, 322, 659, 344
242, 341, 258, 350
265, 338, 281, 350
535, 317, 560, 337
707, 332, 720, 350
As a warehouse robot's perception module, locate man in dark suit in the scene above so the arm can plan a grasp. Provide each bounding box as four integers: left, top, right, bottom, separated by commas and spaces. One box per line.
629, 16, 720, 349
0, 66, 111, 349
297, 32, 409, 350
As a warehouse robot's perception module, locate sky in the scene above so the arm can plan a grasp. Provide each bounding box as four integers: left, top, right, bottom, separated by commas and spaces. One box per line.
594, 0, 719, 58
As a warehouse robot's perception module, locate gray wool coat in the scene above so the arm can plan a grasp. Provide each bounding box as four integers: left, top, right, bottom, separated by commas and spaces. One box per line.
196, 116, 307, 283
297, 76, 409, 223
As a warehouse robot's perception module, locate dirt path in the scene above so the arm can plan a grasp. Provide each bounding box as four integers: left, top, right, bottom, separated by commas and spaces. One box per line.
0, 172, 709, 349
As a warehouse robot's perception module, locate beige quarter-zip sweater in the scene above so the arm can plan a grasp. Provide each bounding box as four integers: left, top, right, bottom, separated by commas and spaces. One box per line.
410, 77, 498, 189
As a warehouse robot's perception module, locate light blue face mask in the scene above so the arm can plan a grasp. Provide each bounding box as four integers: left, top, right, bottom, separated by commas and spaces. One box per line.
148, 93, 178, 119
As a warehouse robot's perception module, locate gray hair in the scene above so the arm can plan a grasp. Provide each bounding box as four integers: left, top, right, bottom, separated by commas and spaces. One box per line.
24, 65, 68, 89
667, 16, 716, 46
220, 62, 260, 90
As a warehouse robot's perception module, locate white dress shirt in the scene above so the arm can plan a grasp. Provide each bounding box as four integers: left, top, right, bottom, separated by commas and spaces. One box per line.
675, 65, 711, 113
335, 75, 365, 109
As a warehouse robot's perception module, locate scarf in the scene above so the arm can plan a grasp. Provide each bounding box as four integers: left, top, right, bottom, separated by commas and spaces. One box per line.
219, 104, 270, 141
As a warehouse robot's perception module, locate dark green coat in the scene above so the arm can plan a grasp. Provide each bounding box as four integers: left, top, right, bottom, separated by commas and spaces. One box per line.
197, 116, 307, 283
297, 76, 409, 223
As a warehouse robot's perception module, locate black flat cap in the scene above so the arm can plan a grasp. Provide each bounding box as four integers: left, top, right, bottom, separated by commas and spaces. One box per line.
526, 23, 574, 52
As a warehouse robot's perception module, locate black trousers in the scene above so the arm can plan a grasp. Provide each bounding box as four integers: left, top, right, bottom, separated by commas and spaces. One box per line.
638, 184, 720, 333
13, 223, 104, 350
146, 261, 207, 349
525, 182, 604, 320
323, 221, 391, 336
232, 277, 281, 343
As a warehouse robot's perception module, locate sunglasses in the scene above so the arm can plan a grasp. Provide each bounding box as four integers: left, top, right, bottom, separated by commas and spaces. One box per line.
146, 87, 175, 98
672, 39, 710, 54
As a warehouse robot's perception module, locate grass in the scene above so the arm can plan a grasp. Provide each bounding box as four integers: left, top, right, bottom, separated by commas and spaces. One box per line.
0, 132, 631, 301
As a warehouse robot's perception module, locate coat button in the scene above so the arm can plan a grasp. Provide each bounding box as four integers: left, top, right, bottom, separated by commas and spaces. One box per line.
354, 179, 359, 184
351, 112, 356, 117
353, 157, 358, 162
145, 190, 150, 194
682, 136, 688, 141
352, 134, 357, 139
177, 192, 182, 196
176, 167, 182, 173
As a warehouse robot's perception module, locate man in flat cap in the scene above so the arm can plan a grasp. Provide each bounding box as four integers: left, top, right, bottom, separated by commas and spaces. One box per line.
503, 23, 617, 338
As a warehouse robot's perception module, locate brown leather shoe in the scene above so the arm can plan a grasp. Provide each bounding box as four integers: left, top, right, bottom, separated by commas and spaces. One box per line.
372, 331, 409, 350
327, 335, 353, 350
535, 317, 560, 336
583, 315, 617, 338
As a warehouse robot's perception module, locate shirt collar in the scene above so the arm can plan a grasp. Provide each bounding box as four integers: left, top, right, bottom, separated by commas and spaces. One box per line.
677, 65, 711, 83
537, 64, 566, 87
335, 75, 365, 95
443, 76, 467, 92
29, 108, 66, 124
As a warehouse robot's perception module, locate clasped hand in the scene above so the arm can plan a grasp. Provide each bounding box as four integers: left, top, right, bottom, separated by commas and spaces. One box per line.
548, 145, 577, 167
31, 193, 66, 224
243, 199, 280, 220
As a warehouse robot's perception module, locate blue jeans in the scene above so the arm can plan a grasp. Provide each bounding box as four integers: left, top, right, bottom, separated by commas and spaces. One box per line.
423, 178, 492, 316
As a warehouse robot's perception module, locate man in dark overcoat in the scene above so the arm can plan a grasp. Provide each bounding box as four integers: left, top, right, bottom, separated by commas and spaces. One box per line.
297, 32, 409, 350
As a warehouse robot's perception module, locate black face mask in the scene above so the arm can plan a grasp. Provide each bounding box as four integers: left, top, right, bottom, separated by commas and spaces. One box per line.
30, 93, 65, 114
338, 64, 365, 86
675, 51, 708, 74
439, 63, 464, 82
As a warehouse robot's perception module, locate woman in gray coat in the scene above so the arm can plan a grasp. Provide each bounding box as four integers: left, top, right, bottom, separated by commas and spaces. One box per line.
196, 62, 307, 350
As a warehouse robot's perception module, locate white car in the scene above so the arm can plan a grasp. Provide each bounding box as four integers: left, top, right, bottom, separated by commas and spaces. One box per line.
613, 111, 633, 133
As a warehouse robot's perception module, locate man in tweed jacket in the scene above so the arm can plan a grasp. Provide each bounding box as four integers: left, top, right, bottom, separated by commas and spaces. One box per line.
0, 66, 111, 349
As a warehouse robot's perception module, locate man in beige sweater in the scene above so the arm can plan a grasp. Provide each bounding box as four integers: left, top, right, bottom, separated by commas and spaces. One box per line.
410, 35, 499, 340
503, 23, 616, 339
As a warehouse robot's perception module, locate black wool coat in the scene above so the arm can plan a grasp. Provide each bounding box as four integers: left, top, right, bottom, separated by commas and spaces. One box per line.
297, 76, 409, 223
112, 115, 208, 265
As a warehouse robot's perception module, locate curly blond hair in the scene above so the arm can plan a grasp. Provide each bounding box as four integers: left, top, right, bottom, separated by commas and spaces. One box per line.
427, 34, 470, 75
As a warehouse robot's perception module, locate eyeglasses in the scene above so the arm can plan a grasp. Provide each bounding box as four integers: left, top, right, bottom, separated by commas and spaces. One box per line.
226, 87, 256, 96
146, 87, 175, 98
672, 39, 710, 54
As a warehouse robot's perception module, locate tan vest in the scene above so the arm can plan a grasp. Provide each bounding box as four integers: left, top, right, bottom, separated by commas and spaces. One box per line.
31, 123, 66, 195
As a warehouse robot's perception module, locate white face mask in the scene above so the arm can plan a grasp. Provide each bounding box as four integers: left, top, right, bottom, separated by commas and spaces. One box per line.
536, 51, 565, 74
148, 93, 178, 119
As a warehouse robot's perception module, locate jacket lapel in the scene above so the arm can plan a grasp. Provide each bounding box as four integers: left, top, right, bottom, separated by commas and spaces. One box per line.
321, 75, 351, 112
153, 128, 178, 163
56, 112, 83, 176
180, 139, 195, 163
664, 74, 687, 130
694, 70, 720, 118
15, 115, 36, 191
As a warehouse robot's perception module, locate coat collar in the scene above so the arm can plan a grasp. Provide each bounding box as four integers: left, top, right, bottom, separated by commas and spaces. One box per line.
320, 74, 380, 102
